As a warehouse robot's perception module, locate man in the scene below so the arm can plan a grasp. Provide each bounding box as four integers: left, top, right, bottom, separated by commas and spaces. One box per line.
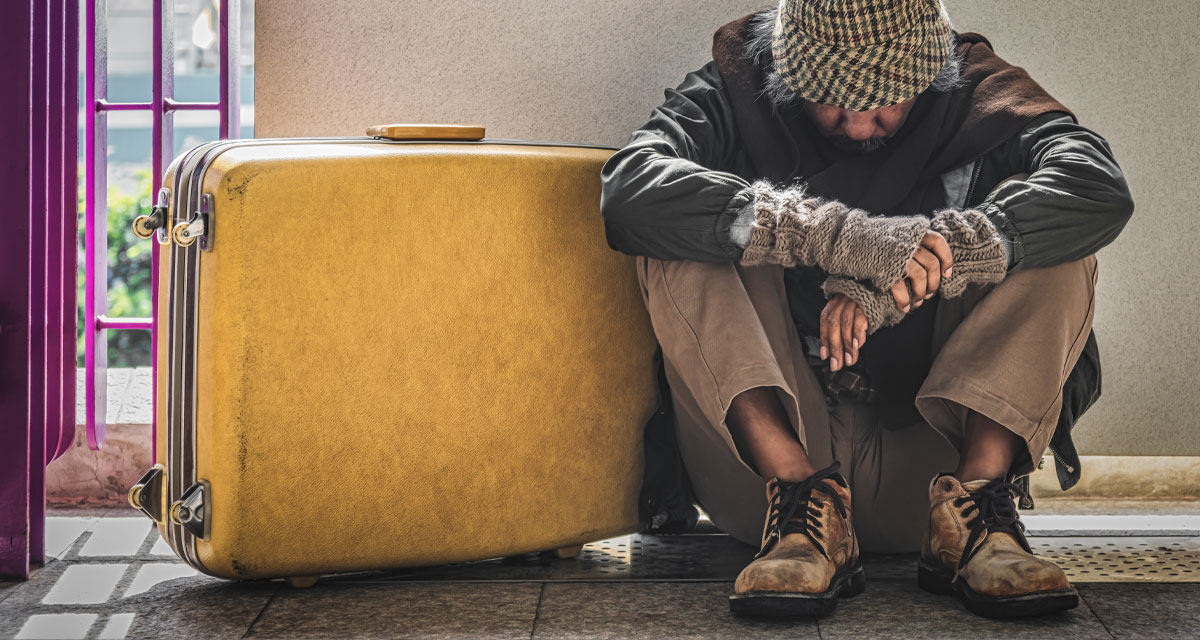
600, 0, 1133, 620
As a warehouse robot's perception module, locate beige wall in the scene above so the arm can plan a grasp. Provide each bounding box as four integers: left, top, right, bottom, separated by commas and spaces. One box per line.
256, 1, 1199, 456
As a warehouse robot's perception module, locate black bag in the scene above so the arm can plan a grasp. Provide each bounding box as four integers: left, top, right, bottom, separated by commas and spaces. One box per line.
637, 346, 700, 534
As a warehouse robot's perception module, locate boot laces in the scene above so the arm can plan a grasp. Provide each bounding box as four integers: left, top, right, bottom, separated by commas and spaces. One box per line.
952, 478, 1032, 579
755, 462, 848, 561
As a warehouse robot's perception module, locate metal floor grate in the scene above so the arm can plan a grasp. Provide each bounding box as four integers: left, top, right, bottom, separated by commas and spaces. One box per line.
328, 533, 1200, 584
1033, 537, 1200, 582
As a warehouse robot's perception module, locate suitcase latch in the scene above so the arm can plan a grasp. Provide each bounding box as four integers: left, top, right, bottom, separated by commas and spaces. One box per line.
171, 194, 213, 250
170, 481, 210, 540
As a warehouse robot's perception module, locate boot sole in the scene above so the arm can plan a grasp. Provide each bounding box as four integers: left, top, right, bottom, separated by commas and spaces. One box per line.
729, 564, 866, 618
917, 559, 1079, 618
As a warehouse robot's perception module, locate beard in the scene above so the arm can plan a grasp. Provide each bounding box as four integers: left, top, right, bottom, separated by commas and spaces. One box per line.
824, 133, 888, 155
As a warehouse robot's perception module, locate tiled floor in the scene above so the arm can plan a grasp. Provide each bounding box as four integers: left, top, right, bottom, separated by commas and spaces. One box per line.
2, 512, 1199, 639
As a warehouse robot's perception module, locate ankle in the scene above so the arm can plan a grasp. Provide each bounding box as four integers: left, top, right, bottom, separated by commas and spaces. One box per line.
954, 472, 1003, 484
774, 469, 817, 483
953, 463, 1008, 484
762, 461, 819, 483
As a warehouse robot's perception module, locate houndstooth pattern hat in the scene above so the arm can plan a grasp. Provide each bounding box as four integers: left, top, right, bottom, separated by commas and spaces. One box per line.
772, 0, 954, 111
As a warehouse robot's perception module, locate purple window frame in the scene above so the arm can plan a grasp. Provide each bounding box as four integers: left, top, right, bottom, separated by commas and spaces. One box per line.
84, 0, 241, 452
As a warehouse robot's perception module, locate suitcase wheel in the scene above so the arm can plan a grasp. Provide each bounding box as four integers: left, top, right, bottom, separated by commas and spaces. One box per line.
285, 576, 320, 589
550, 544, 584, 559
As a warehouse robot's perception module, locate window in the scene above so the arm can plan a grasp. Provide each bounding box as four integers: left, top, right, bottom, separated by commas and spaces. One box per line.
81, 0, 253, 449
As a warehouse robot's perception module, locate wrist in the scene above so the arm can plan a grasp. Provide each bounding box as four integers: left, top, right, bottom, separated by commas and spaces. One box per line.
729, 200, 757, 249
931, 207, 1008, 298
823, 276, 906, 334
738, 180, 823, 267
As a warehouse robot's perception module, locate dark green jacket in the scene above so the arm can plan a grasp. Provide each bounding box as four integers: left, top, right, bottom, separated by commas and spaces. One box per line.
600, 59, 1133, 269
600, 57, 1134, 530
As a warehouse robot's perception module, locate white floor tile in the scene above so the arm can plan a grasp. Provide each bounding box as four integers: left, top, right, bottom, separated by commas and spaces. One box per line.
42, 564, 129, 605
148, 534, 175, 556
98, 613, 137, 639
79, 519, 151, 557
44, 517, 96, 559
15, 613, 98, 640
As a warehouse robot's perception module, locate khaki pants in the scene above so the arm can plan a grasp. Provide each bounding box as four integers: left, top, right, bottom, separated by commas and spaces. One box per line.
634, 254, 1098, 553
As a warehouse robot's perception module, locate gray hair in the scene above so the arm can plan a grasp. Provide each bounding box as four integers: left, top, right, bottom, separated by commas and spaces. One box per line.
746, 7, 965, 110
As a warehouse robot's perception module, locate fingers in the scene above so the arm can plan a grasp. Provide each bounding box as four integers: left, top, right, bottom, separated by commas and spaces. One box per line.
912, 247, 941, 301
821, 293, 874, 372
853, 307, 868, 349
840, 299, 857, 366
820, 296, 838, 364
905, 257, 928, 301
923, 230, 953, 279
890, 278, 912, 313
824, 297, 844, 371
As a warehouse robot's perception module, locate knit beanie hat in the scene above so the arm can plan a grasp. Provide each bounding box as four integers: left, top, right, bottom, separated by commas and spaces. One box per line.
772, 0, 954, 111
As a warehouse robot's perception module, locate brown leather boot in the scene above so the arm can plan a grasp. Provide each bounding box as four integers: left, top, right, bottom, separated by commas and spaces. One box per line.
729, 462, 864, 617
918, 473, 1078, 618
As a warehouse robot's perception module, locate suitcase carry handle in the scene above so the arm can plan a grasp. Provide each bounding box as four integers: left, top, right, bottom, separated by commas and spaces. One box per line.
367, 123, 486, 141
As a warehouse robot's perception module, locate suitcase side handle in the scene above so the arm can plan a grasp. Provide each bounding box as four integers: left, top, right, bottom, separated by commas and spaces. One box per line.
367, 123, 486, 141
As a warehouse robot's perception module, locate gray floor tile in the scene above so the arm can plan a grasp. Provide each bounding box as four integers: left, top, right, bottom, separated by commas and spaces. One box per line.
1078, 583, 1200, 638
0, 558, 76, 628
0, 556, 276, 640
0, 561, 80, 638
816, 580, 1111, 639
0, 580, 19, 605
247, 582, 542, 639
861, 553, 918, 582
332, 533, 756, 583
531, 582, 819, 639
116, 572, 278, 640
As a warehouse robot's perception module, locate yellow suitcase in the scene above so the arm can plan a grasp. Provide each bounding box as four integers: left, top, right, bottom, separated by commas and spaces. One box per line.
126, 124, 659, 583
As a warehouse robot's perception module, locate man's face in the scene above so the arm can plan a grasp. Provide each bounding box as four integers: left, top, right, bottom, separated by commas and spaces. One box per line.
801, 96, 918, 155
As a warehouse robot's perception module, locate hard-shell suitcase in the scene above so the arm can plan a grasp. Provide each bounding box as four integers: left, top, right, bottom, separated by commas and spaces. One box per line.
126, 124, 659, 583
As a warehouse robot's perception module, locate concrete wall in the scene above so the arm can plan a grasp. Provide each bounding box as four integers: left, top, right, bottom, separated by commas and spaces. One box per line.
255, 1, 1199, 456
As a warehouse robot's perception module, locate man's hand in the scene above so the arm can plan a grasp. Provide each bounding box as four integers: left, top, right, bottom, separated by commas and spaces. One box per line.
820, 293, 868, 372
889, 230, 954, 313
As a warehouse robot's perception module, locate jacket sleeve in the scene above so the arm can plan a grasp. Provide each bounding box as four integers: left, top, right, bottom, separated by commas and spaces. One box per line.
976, 111, 1135, 271
600, 59, 757, 262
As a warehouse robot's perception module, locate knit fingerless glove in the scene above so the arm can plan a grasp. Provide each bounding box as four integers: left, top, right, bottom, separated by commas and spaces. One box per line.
929, 207, 1009, 298
738, 180, 930, 292
820, 208, 1009, 334
822, 276, 907, 335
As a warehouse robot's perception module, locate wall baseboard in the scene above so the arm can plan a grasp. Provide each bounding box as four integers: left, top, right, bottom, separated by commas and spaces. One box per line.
1030, 455, 1200, 498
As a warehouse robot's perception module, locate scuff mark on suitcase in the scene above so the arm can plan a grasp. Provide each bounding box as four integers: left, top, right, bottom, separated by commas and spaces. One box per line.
237, 431, 248, 475
230, 558, 258, 576
226, 172, 259, 200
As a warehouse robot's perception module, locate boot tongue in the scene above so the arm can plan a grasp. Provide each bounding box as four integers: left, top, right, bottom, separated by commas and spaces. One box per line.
930, 473, 988, 500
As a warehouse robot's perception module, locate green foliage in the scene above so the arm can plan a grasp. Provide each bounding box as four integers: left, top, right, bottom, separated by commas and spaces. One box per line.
77, 169, 154, 367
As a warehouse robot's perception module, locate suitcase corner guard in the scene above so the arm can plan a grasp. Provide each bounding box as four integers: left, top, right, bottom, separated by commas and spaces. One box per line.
169, 481, 211, 541
128, 464, 166, 523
